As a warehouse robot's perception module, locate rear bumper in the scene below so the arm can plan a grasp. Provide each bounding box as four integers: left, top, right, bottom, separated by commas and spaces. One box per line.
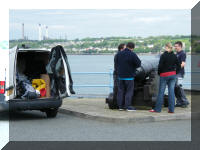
0, 97, 62, 111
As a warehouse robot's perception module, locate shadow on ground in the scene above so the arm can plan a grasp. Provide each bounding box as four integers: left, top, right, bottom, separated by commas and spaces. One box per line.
0, 111, 47, 121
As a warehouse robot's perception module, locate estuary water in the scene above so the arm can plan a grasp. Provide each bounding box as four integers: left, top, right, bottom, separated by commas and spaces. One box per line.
67, 54, 192, 96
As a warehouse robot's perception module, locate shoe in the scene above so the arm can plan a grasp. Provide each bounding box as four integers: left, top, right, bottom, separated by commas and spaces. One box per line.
149, 109, 157, 113
175, 104, 182, 107
127, 107, 136, 112
118, 106, 125, 111
181, 105, 187, 108
168, 111, 174, 113
182, 102, 189, 108
175, 103, 188, 108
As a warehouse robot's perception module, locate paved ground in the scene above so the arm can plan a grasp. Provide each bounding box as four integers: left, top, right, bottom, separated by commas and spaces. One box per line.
0, 120, 9, 150
60, 95, 191, 123
1, 95, 193, 143
9, 111, 191, 141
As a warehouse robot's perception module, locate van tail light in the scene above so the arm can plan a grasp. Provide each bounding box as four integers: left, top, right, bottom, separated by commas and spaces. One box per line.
0, 81, 5, 94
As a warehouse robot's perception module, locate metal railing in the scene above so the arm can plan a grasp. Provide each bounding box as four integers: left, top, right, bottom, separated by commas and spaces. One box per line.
72, 70, 200, 92
72, 69, 114, 92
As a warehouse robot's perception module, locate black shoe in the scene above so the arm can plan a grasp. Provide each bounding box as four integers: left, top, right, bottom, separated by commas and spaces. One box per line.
126, 106, 136, 112
119, 108, 124, 111
185, 102, 190, 105
181, 102, 190, 107
181, 105, 187, 108
175, 104, 182, 107
175, 103, 189, 108
119, 106, 126, 111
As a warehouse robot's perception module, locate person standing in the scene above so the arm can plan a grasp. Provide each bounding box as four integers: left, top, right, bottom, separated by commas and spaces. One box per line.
150, 43, 181, 113
174, 41, 190, 107
112, 44, 126, 108
114, 44, 126, 78
115, 42, 141, 111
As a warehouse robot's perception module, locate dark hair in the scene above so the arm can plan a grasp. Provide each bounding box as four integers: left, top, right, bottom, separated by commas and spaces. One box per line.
126, 42, 135, 49
174, 41, 183, 47
118, 43, 125, 51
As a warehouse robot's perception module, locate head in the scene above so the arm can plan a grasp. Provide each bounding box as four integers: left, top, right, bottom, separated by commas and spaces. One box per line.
174, 41, 183, 52
165, 43, 173, 52
118, 43, 126, 51
126, 42, 135, 51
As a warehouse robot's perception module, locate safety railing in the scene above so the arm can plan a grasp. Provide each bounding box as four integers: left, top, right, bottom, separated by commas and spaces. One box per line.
72, 69, 114, 92
72, 70, 200, 92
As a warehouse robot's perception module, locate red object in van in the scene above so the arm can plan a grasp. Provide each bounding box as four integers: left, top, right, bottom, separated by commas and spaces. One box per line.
0, 81, 5, 94
40, 88, 46, 97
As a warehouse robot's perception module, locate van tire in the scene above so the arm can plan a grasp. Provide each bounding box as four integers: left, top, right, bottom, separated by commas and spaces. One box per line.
45, 108, 58, 118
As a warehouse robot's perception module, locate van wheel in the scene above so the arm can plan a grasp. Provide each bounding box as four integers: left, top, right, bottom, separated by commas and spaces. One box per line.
45, 108, 58, 118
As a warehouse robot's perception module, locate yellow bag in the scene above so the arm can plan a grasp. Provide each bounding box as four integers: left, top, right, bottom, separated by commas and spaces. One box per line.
32, 79, 46, 91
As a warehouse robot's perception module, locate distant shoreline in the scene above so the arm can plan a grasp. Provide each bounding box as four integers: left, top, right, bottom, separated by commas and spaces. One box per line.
66, 52, 191, 56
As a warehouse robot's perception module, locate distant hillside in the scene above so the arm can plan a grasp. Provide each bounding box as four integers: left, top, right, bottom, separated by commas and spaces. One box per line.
10, 35, 191, 54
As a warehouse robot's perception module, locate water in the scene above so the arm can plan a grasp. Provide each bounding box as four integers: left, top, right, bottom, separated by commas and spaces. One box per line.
67, 55, 191, 96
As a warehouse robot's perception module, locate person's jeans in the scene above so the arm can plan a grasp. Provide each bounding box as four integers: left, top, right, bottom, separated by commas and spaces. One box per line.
175, 74, 189, 105
154, 75, 176, 112
117, 80, 134, 109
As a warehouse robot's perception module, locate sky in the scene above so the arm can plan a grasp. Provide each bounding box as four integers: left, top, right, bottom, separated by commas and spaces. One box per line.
9, 9, 191, 40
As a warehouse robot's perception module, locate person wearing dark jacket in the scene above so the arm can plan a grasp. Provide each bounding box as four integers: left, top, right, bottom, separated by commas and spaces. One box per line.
150, 43, 181, 113
115, 42, 141, 111
114, 44, 126, 76
113, 44, 126, 107
174, 41, 189, 107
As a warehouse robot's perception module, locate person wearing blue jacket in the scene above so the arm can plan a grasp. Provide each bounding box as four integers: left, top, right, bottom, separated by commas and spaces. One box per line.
115, 42, 141, 111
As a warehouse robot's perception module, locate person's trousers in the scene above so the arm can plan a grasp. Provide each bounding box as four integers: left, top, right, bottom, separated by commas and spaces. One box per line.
154, 75, 176, 112
113, 75, 118, 103
175, 74, 189, 105
117, 80, 134, 109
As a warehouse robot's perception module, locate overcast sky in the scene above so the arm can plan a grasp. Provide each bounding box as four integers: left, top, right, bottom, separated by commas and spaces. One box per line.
9, 9, 191, 40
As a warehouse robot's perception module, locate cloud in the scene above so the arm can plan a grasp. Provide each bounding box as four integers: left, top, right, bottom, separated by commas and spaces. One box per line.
9, 22, 38, 30
50, 25, 65, 29
50, 25, 76, 30
33, 10, 135, 19
9, 22, 21, 28
132, 16, 172, 24
9, 10, 191, 40
104, 13, 131, 18
34, 11, 78, 16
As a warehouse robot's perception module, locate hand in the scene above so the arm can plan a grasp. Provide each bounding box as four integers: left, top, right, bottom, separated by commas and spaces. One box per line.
181, 62, 185, 68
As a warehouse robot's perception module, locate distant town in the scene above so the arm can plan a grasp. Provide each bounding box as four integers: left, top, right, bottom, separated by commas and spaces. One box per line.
10, 35, 191, 55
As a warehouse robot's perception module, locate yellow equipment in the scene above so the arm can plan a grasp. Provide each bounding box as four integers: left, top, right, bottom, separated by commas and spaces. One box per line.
32, 79, 46, 91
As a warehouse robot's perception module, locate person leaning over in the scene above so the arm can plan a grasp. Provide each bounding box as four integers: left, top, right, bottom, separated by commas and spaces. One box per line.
150, 43, 181, 113
115, 42, 141, 111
